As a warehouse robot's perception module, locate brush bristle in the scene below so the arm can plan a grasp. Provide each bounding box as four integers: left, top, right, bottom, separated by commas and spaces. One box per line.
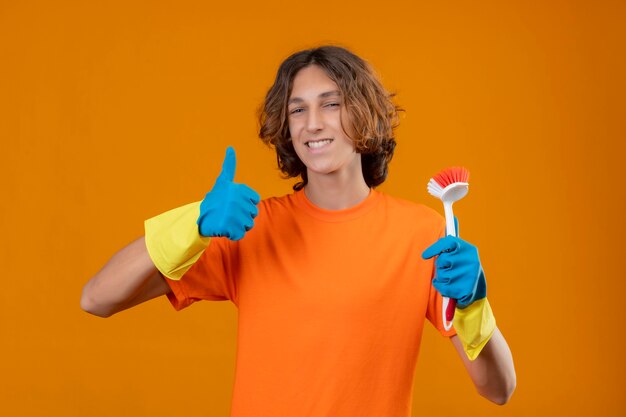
432, 166, 470, 187
426, 179, 444, 198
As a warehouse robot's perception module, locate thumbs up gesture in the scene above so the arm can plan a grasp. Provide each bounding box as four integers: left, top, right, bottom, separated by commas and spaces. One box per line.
197, 147, 261, 240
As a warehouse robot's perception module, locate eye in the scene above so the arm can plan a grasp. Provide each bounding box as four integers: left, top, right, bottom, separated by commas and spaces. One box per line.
289, 108, 304, 114
324, 102, 340, 108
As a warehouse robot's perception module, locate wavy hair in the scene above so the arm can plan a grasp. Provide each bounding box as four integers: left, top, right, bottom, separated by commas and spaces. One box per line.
258, 46, 402, 190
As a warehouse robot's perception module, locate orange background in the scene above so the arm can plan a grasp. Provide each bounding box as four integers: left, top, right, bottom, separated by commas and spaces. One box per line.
1, 0, 624, 416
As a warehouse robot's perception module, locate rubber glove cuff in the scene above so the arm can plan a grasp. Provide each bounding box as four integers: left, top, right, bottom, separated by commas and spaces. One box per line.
454, 298, 496, 360
145, 201, 211, 281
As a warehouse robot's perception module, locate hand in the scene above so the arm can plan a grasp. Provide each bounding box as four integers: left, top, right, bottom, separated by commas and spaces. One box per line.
197, 147, 260, 240
421, 218, 487, 308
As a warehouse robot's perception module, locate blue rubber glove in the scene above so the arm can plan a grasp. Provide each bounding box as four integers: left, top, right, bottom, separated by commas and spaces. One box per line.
197, 147, 260, 241
421, 218, 487, 309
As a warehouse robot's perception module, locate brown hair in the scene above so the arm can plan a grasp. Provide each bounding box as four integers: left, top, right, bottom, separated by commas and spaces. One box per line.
258, 45, 401, 190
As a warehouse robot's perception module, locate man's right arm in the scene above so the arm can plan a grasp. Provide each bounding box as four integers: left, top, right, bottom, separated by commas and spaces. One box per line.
81, 147, 260, 318
80, 236, 171, 318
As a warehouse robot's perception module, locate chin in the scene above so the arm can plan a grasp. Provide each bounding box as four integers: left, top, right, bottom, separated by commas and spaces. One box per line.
307, 167, 334, 177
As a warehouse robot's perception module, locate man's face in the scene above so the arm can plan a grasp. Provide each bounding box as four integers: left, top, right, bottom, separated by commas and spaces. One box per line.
287, 65, 360, 180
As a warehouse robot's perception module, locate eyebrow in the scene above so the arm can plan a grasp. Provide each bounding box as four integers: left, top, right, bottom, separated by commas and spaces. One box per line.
288, 90, 341, 105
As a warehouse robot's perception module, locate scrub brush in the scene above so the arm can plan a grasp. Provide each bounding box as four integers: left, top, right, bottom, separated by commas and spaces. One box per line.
426, 166, 470, 331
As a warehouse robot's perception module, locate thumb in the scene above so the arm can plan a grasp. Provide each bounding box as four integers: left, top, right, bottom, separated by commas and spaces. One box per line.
454, 216, 459, 237
421, 237, 459, 260
218, 146, 236, 182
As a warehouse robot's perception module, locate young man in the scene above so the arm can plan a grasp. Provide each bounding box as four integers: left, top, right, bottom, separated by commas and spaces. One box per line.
81, 46, 515, 416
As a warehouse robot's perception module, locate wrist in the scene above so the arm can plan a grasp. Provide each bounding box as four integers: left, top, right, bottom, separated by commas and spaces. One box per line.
454, 298, 496, 360
145, 201, 211, 281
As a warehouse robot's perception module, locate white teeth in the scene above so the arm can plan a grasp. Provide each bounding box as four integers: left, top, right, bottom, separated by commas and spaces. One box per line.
307, 139, 333, 149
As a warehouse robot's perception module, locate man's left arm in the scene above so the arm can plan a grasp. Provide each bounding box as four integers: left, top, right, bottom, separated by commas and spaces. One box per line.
422, 218, 516, 404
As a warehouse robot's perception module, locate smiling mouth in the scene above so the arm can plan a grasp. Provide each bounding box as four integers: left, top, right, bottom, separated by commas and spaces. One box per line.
305, 139, 334, 149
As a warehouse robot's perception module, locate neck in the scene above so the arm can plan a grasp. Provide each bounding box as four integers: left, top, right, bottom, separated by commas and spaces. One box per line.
303, 159, 370, 210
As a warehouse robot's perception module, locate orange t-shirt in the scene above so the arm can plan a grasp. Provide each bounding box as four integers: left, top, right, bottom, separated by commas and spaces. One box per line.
166, 189, 455, 417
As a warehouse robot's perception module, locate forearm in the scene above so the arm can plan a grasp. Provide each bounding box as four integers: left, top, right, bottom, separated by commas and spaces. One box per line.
81, 236, 170, 317
452, 327, 516, 404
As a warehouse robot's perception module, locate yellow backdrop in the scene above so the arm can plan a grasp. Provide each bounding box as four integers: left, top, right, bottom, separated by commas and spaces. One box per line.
1, 0, 624, 416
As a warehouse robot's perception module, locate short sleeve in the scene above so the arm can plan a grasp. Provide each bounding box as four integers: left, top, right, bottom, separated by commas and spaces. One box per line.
165, 236, 239, 310
425, 219, 457, 337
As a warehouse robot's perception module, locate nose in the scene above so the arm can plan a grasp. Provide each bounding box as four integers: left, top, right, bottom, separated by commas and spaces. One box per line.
305, 107, 323, 133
